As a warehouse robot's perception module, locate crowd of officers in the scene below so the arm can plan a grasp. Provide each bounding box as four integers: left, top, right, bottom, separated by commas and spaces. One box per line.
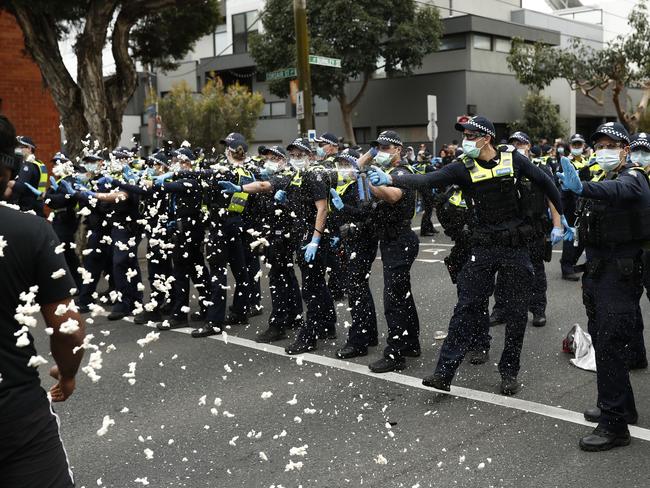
9, 115, 650, 452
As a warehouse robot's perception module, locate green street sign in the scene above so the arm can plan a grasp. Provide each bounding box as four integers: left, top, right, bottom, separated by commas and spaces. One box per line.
308, 55, 342, 68
266, 67, 297, 81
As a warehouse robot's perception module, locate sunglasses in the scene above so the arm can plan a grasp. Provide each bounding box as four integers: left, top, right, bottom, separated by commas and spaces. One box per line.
463, 132, 485, 141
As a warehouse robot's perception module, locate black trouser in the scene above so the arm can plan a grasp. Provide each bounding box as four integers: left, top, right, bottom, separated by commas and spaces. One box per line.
110, 225, 143, 314
582, 257, 644, 433
78, 226, 113, 307
146, 230, 173, 311
242, 231, 262, 309
294, 237, 336, 344
493, 235, 547, 319
420, 191, 436, 234
345, 230, 420, 359
206, 218, 252, 324
169, 219, 210, 318
435, 245, 533, 381
52, 219, 81, 289
560, 211, 585, 274
266, 233, 303, 329
325, 242, 347, 298
0, 403, 74, 488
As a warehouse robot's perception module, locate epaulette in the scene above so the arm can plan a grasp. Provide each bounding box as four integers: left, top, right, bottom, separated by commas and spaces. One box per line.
497, 144, 516, 153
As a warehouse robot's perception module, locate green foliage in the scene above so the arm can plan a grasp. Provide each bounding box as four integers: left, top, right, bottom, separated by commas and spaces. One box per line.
508, 93, 568, 143
506, 0, 650, 131
157, 78, 264, 149
249, 0, 443, 101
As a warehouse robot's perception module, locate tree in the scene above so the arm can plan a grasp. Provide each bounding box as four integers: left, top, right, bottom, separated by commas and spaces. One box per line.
157, 78, 264, 150
0, 0, 221, 156
508, 93, 567, 143
507, 0, 650, 133
249, 0, 442, 143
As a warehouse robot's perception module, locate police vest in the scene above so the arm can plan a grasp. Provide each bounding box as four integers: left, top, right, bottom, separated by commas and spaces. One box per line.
227, 167, 254, 213
31, 159, 48, 197
448, 189, 467, 208
462, 151, 520, 225
579, 167, 650, 247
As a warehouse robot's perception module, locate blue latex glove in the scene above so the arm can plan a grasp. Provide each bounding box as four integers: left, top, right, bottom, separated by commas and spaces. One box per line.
49, 176, 59, 191
23, 182, 42, 197
274, 189, 287, 203
369, 147, 378, 158
154, 172, 174, 186
556, 157, 583, 194
559, 214, 576, 241
302, 236, 320, 263
60, 180, 75, 195
218, 180, 242, 194
330, 236, 340, 249
97, 175, 113, 186
431, 188, 437, 196
329, 188, 344, 210
368, 165, 392, 186
123, 165, 137, 182
550, 226, 564, 246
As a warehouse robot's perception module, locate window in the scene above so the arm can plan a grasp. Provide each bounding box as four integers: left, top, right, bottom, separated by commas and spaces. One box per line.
314, 96, 328, 115
232, 10, 259, 54
216, 0, 226, 33
473, 34, 492, 50
438, 34, 466, 52
354, 127, 372, 145
494, 37, 511, 53
259, 101, 287, 119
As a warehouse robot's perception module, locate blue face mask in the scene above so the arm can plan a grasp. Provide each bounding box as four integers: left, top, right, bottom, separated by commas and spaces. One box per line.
630, 150, 650, 167
316, 147, 326, 158
462, 139, 484, 159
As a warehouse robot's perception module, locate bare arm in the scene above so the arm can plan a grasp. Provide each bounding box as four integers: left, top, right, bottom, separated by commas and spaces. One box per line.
242, 181, 273, 194
548, 201, 561, 228
93, 190, 129, 203
313, 199, 327, 240
43, 298, 85, 402
370, 184, 404, 204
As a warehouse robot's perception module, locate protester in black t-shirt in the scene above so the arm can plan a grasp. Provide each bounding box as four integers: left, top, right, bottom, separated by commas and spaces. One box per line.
0, 115, 85, 488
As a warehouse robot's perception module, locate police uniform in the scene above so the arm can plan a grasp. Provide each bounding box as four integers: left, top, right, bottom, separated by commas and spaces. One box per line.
12, 136, 47, 216
273, 140, 336, 354
560, 134, 592, 280
255, 146, 304, 343
338, 131, 420, 372
566, 123, 650, 451
387, 116, 564, 394
413, 157, 438, 236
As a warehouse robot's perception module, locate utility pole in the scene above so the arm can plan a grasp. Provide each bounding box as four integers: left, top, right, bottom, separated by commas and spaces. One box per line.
293, 0, 314, 135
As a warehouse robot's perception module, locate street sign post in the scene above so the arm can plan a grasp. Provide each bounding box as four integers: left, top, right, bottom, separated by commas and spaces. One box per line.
427, 95, 438, 154
296, 90, 305, 120
308, 55, 342, 68
307, 129, 317, 142
266, 67, 298, 81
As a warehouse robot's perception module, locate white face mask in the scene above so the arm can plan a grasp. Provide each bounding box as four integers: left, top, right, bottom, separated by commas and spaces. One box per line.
571, 147, 583, 156
290, 158, 307, 170
462, 139, 483, 159
264, 160, 280, 174
630, 151, 650, 167
595, 148, 622, 171
84, 163, 98, 174
374, 151, 393, 167
516, 148, 528, 157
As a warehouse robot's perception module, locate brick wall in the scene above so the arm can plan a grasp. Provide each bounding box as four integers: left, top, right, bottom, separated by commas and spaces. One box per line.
0, 11, 61, 165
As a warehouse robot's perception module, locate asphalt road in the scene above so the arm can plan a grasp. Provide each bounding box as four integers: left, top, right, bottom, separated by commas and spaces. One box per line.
29, 225, 650, 488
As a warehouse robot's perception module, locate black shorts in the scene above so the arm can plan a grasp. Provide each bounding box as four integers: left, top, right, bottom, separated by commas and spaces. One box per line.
0, 402, 74, 488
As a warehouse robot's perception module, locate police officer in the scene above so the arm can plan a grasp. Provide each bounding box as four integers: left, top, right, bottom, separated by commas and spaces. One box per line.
557, 122, 650, 451
254, 145, 304, 343
370, 116, 565, 394
630, 133, 650, 314
315, 132, 340, 168
11, 135, 48, 216
43, 153, 82, 289
488, 131, 566, 331
219, 137, 336, 354
153, 148, 211, 332
339, 130, 421, 373
560, 133, 592, 281
414, 149, 438, 237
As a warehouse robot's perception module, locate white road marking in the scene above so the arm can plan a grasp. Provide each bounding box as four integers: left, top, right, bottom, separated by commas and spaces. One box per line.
170, 328, 650, 442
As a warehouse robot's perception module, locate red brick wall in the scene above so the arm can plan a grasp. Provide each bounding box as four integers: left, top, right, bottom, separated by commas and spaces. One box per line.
0, 11, 61, 165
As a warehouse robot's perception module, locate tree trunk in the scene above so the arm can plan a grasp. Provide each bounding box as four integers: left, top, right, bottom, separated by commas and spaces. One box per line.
337, 73, 371, 145
611, 81, 632, 132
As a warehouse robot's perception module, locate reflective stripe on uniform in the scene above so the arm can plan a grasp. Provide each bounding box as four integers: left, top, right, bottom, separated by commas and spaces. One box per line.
227, 166, 254, 213
464, 152, 514, 183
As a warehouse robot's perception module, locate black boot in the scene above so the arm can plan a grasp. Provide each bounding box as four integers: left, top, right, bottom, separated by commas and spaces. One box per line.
190, 310, 206, 322
584, 407, 638, 425
489, 311, 505, 327
191, 321, 222, 338
531, 313, 547, 327
579, 428, 631, 452
500, 376, 519, 396
285, 340, 316, 355
225, 311, 249, 325
157, 316, 189, 331
336, 344, 368, 359
422, 374, 451, 391
369, 356, 405, 373
134, 310, 163, 325
256, 326, 286, 343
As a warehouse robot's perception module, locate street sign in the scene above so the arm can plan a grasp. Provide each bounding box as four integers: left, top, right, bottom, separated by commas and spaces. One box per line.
296, 90, 305, 120
266, 67, 297, 81
427, 95, 438, 143
308, 55, 342, 68
457, 115, 471, 124
307, 129, 317, 142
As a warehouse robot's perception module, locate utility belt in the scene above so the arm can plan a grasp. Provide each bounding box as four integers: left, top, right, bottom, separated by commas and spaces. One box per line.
470, 223, 534, 248
575, 256, 643, 280
373, 220, 411, 241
